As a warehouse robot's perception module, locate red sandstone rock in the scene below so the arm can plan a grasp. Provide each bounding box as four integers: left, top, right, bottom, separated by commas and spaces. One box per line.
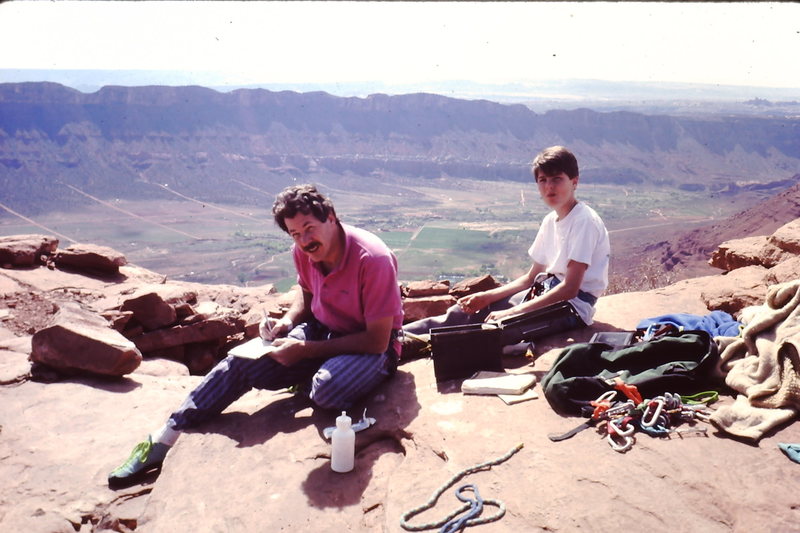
131, 315, 244, 353
701, 265, 769, 315
30, 302, 142, 376
402, 294, 456, 323
120, 292, 177, 331
4, 226, 800, 531
769, 218, 800, 254
404, 280, 451, 298
767, 256, 800, 284
448, 274, 501, 299
709, 235, 780, 270
54, 243, 127, 274
0, 234, 59, 268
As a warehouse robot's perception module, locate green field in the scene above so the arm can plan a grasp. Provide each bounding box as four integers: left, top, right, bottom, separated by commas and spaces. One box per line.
0, 176, 766, 291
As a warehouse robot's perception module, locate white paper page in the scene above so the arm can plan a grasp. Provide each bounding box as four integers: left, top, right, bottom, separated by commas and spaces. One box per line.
228, 337, 274, 359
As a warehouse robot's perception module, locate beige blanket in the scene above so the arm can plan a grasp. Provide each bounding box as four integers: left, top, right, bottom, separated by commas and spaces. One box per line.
711, 280, 800, 440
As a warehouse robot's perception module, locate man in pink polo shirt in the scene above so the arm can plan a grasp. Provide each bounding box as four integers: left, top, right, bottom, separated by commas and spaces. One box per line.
109, 184, 403, 487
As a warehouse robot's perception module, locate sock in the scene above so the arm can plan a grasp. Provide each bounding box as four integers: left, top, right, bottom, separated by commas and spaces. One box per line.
151, 422, 181, 447
777, 443, 800, 464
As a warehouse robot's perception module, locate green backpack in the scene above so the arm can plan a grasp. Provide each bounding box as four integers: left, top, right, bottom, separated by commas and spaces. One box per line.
541, 330, 722, 416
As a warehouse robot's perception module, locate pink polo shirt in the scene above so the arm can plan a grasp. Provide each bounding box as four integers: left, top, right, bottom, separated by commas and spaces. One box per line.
294, 223, 403, 354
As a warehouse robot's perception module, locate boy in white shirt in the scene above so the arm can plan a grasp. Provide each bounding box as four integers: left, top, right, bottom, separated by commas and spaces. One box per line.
403, 146, 610, 349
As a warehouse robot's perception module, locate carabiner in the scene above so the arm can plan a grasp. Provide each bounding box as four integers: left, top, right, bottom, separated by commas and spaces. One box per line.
595, 390, 618, 403
641, 399, 665, 427
607, 431, 635, 453
608, 416, 635, 437
605, 400, 635, 418
693, 410, 713, 422
663, 392, 683, 410
590, 390, 618, 419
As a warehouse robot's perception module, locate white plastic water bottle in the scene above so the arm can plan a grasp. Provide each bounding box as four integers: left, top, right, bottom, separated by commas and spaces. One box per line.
330, 411, 355, 473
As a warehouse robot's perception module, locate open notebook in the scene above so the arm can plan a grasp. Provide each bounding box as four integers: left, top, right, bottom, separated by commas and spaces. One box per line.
461, 371, 539, 404
461, 370, 536, 395
228, 337, 275, 359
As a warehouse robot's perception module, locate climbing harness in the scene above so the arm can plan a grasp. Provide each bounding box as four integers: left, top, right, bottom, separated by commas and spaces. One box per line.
400, 443, 524, 532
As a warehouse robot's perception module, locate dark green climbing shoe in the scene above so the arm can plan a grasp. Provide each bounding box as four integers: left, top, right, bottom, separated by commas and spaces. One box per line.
108, 436, 170, 488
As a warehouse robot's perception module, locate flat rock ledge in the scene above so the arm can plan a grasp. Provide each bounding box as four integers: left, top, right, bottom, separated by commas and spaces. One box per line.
2, 223, 800, 531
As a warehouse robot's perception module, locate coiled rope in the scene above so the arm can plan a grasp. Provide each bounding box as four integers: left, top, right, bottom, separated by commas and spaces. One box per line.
400, 443, 524, 532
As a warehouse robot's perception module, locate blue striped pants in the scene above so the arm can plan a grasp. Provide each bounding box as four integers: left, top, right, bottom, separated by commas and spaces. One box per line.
168, 320, 397, 430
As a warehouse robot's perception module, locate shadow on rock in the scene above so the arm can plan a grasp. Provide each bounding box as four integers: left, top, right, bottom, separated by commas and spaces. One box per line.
54, 265, 130, 283
39, 366, 143, 393
302, 368, 421, 509
196, 392, 318, 447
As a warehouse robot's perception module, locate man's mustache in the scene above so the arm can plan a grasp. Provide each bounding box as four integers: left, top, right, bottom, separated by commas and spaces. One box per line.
302, 241, 322, 254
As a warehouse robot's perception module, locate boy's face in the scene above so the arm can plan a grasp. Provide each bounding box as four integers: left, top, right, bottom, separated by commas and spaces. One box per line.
284, 211, 341, 265
535, 171, 578, 211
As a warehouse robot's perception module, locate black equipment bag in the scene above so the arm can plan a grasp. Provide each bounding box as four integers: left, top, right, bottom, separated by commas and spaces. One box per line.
429, 301, 582, 383
430, 323, 503, 383
496, 301, 582, 345
541, 330, 721, 416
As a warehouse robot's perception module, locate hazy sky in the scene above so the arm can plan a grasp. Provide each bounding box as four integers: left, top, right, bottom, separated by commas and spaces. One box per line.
1, 1, 798, 89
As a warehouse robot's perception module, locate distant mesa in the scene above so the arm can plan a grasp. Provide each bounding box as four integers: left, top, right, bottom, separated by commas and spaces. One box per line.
1, 82, 799, 214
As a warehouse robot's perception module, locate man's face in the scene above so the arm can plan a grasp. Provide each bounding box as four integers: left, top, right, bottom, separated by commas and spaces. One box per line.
284, 212, 340, 264
535, 171, 578, 211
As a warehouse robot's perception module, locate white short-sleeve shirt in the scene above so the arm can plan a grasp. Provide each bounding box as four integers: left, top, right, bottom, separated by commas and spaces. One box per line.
527, 201, 610, 324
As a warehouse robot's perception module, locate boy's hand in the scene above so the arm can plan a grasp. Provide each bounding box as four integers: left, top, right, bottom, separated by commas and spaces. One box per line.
458, 292, 490, 314
259, 316, 293, 341
485, 309, 514, 323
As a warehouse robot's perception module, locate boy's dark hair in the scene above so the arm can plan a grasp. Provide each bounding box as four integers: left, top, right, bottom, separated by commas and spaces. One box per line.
532, 146, 579, 180
272, 184, 338, 233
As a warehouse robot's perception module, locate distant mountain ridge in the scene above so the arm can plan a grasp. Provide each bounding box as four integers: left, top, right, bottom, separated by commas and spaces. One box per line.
1, 82, 799, 213
4, 69, 800, 105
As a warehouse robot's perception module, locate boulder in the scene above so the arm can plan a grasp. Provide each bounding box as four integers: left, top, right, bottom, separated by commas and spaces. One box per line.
402, 294, 456, 323
112, 284, 199, 331
766, 256, 800, 284
769, 218, 800, 254
131, 315, 245, 353
0, 234, 58, 268
708, 235, 787, 270
708, 235, 764, 270
30, 302, 142, 376
101, 309, 135, 332
448, 274, 501, 299
758, 241, 794, 268
54, 243, 127, 274
120, 292, 178, 331
701, 265, 769, 315
403, 280, 450, 298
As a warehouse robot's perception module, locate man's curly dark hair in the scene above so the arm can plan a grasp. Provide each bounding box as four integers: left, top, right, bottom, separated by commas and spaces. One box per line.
272, 184, 338, 233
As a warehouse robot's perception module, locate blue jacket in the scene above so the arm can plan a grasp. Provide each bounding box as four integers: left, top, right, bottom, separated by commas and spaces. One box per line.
636, 311, 741, 339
